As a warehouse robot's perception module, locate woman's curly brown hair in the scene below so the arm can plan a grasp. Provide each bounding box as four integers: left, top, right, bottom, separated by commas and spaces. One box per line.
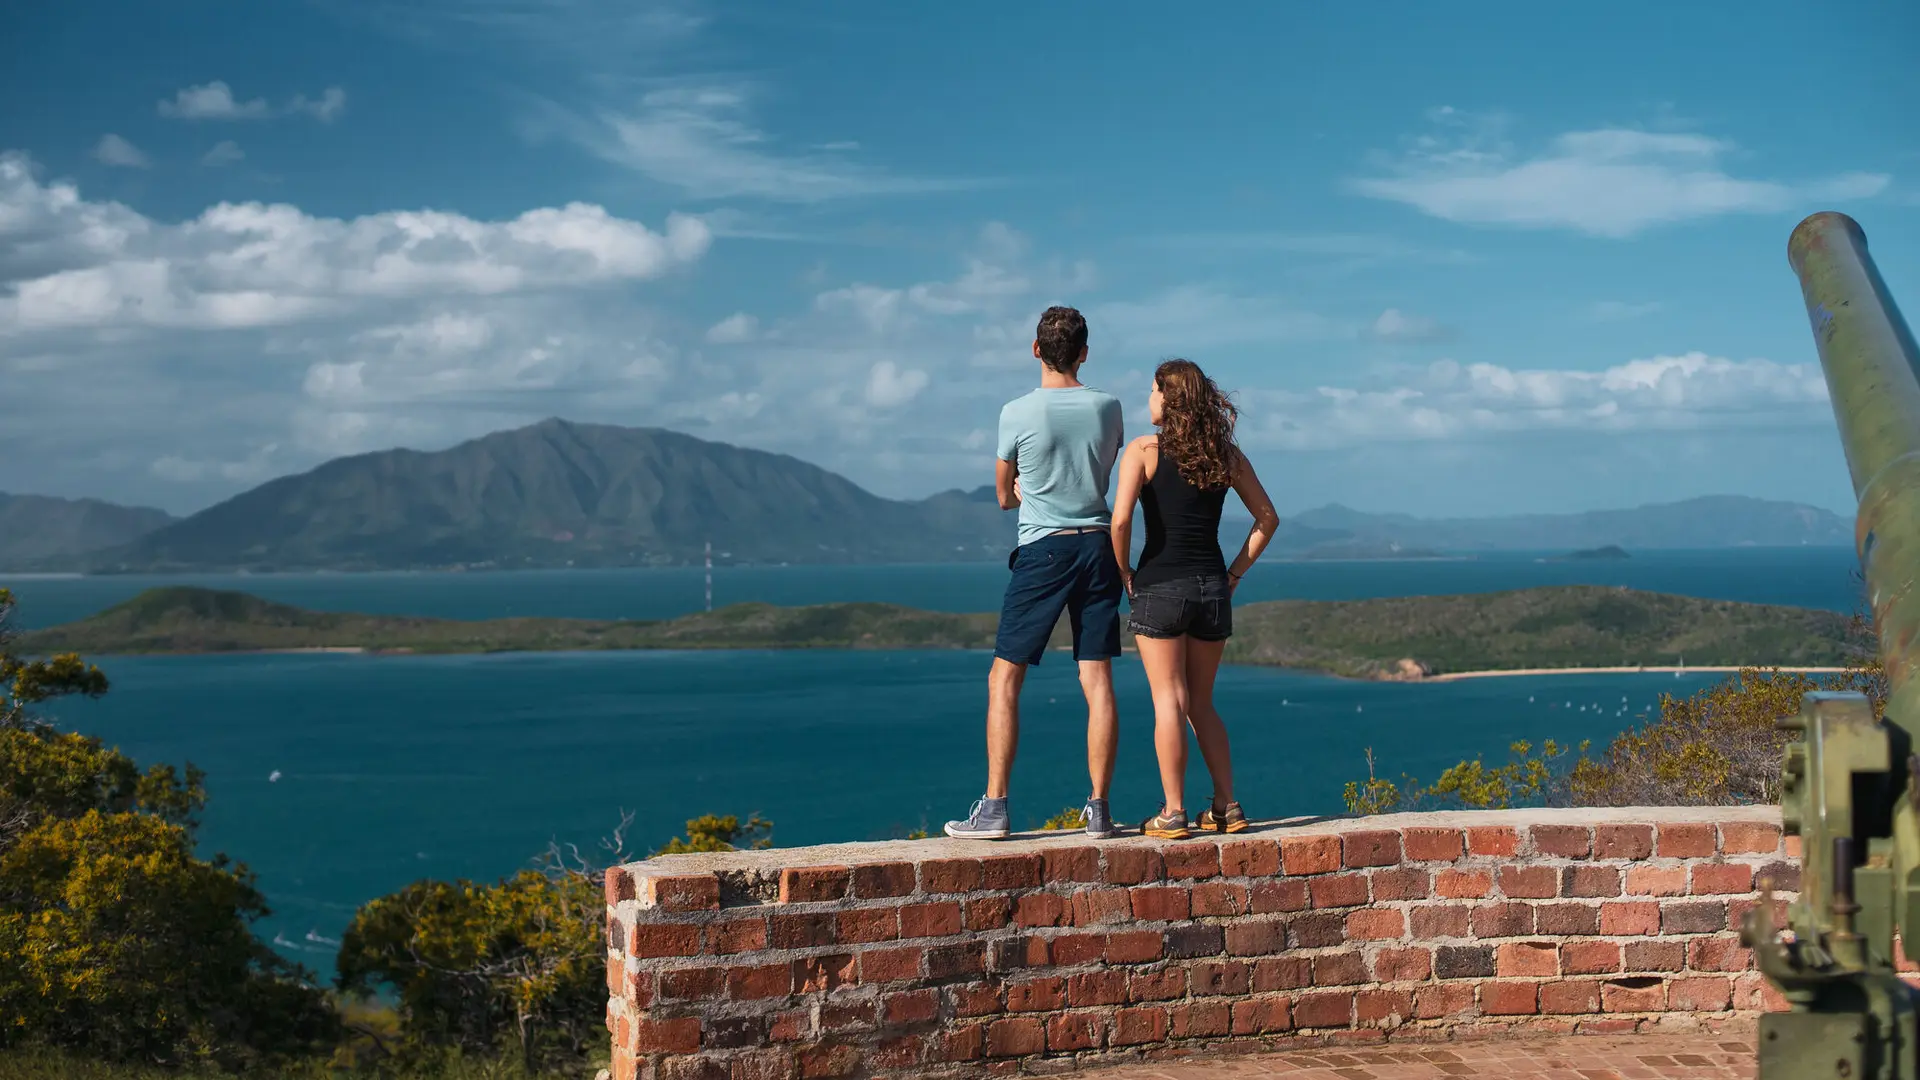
1153, 358, 1239, 491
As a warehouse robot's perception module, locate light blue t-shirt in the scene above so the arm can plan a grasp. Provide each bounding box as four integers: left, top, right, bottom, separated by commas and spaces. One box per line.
997, 386, 1125, 546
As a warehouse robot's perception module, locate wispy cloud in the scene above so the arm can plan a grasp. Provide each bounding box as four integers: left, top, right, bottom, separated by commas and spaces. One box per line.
1368, 308, 1452, 344
201, 140, 245, 168
159, 81, 348, 123
91, 134, 149, 169
1354, 108, 1892, 237
704, 312, 758, 343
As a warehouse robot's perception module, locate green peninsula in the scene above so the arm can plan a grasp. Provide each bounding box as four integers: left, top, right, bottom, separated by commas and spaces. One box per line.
17, 585, 1858, 681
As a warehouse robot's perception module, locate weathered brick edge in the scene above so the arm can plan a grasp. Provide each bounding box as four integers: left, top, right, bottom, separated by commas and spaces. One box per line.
604, 808, 1802, 1080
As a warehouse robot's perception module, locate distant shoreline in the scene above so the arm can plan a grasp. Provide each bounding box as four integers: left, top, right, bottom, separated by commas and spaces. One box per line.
1425, 665, 1851, 682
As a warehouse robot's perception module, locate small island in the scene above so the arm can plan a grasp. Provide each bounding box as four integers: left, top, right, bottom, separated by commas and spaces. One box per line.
1547, 545, 1632, 562
18, 584, 1858, 682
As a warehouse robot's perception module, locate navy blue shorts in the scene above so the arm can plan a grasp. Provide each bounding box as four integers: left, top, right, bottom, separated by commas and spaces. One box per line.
993, 531, 1124, 667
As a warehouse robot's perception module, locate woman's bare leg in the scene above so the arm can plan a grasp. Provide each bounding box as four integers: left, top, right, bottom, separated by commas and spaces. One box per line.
1134, 634, 1190, 813
1184, 637, 1235, 805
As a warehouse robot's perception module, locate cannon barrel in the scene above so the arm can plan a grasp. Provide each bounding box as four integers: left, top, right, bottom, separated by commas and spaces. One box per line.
1753, 213, 1920, 1077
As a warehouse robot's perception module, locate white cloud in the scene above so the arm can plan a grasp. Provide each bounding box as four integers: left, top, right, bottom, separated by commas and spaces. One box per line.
704, 312, 758, 343
1244, 352, 1831, 450
1368, 308, 1450, 343
1354, 111, 1892, 237
865, 361, 929, 408
91, 134, 149, 169
159, 81, 346, 123
201, 140, 245, 167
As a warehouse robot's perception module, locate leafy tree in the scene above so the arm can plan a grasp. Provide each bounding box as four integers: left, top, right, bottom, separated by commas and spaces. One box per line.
0, 586, 337, 1069
653, 812, 772, 855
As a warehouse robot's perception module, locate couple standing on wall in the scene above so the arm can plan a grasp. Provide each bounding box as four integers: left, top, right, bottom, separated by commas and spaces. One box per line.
945, 305, 1282, 842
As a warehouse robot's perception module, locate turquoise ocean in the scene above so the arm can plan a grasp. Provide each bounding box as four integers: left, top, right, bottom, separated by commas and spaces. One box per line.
7, 547, 1859, 974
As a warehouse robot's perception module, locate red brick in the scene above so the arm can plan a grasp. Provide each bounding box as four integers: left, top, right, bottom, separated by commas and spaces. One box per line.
1130, 885, 1191, 922
1253, 956, 1312, 991
793, 953, 855, 994
851, 862, 917, 899
1224, 918, 1286, 956
1357, 988, 1415, 1027
984, 1016, 1044, 1057
1436, 869, 1492, 899
1006, 976, 1066, 1012
1128, 967, 1186, 1001
1281, 834, 1342, 875
899, 901, 963, 938
1562, 940, 1622, 975
1371, 867, 1430, 901
1732, 897, 1789, 936
1576, 1017, 1639, 1035
1601, 977, 1667, 1012
1599, 901, 1660, 935
1220, 838, 1281, 877
1071, 888, 1133, 926
1671, 975, 1733, 1011
663, 967, 725, 1000
1562, 865, 1622, 898
1289, 911, 1345, 948
1231, 996, 1293, 1035
1498, 865, 1557, 899
870, 1035, 925, 1071
1596, 824, 1655, 860
1530, 824, 1592, 858
981, 854, 1042, 890
1373, 946, 1433, 982
966, 895, 1012, 932
819, 1000, 877, 1033
779, 866, 851, 904
1663, 900, 1730, 934
1403, 827, 1464, 862
1046, 1012, 1104, 1051
1540, 981, 1600, 1014
646, 873, 721, 912
1721, 822, 1783, 855
1534, 902, 1599, 936
1348, 909, 1405, 941
632, 924, 702, 958
836, 907, 899, 944
859, 946, 923, 983
1193, 881, 1250, 916
1292, 990, 1355, 1028
1112, 1006, 1170, 1046
1624, 940, 1686, 972
1015, 893, 1069, 928
713, 917, 768, 955
1164, 842, 1222, 879
1496, 942, 1559, 978
731, 1050, 795, 1080
1313, 952, 1368, 987
1481, 980, 1538, 1015
634, 1017, 702, 1054
626, 970, 654, 1008
947, 982, 1001, 1019
1692, 863, 1754, 895
1626, 866, 1689, 896
1107, 930, 1165, 964
1310, 872, 1370, 909
1688, 936, 1752, 972
1471, 902, 1534, 938
1250, 879, 1308, 914
1658, 823, 1716, 858
1466, 827, 1520, 856
1105, 847, 1165, 885
1784, 834, 1804, 859
1344, 829, 1402, 867
1049, 933, 1106, 966
925, 941, 987, 979
882, 989, 939, 1025
795, 1042, 860, 1079
605, 866, 636, 904
662, 1056, 726, 1080
770, 913, 836, 950
939, 1024, 984, 1062
1042, 846, 1101, 883
1409, 904, 1471, 938
1182, 959, 1246, 996
920, 858, 982, 893
1171, 1001, 1231, 1039
1416, 983, 1475, 1020
1068, 970, 1129, 1007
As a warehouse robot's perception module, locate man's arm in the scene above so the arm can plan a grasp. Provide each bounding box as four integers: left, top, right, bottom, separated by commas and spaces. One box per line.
995, 458, 1020, 511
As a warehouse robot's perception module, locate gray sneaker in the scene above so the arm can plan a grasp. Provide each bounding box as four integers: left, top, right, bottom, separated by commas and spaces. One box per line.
944, 797, 1011, 839
1083, 799, 1121, 839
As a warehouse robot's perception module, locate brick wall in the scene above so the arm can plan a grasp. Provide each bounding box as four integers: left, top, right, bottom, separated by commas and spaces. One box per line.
603, 807, 1796, 1080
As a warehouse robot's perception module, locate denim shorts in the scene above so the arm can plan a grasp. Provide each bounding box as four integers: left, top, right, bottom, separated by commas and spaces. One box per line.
1127, 573, 1233, 641
993, 531, 1124, 666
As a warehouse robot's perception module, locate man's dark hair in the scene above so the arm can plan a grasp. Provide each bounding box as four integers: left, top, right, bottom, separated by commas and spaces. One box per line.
1034, 306, 1088, 373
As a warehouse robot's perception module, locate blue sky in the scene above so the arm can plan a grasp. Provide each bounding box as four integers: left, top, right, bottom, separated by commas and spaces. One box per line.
2, 1, 1916, 518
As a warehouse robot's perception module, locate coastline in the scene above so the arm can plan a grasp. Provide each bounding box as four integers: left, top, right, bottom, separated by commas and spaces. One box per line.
1423, 664, 1851, 682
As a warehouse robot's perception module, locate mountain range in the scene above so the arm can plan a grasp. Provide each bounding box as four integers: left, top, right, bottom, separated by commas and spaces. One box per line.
0, 419, 1856, 572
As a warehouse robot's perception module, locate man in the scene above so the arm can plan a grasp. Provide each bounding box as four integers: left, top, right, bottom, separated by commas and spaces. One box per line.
945, 306, 1126, 840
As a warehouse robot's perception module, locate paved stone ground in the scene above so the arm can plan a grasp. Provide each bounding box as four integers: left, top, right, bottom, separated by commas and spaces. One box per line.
1078, 1035, 1756, 1080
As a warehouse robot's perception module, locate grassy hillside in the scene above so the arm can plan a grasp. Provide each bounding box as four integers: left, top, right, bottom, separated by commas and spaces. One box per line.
18, 585, 1857, 680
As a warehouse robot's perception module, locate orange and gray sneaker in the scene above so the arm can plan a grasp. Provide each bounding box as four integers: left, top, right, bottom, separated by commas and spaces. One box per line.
1197, 799, 1248, 833
1141, 807, 1190, 840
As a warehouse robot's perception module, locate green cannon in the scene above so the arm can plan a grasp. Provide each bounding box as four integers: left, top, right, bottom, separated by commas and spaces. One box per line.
1747, 212, 1920, 1076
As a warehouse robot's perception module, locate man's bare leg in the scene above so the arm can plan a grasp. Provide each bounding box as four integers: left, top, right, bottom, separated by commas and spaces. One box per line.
985, 657, 1026, 799
1078, 659, 1117, 800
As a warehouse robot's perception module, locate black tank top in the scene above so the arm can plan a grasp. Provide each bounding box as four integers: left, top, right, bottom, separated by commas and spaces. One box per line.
1133, 445, 1228, 589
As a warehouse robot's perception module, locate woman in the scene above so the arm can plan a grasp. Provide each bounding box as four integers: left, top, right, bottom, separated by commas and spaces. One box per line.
1110, 359, 1280, 840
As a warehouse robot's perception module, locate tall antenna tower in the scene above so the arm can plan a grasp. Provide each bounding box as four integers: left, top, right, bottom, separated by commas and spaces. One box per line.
704, 540, 713, 613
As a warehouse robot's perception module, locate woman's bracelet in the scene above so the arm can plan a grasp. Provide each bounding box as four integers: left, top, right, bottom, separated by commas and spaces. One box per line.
1227, 569, 1244, 580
